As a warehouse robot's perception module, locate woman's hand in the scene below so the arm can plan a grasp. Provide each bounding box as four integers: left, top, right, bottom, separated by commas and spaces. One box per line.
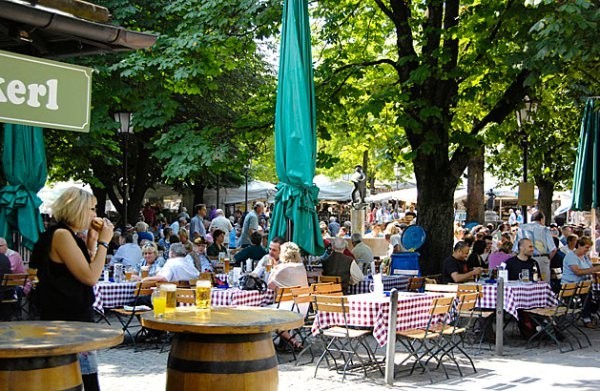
98, 218, 114, 243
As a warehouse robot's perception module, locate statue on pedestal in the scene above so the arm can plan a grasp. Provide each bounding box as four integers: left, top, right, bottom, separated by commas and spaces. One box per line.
351, 165, 367, 209
485, 188, 496, 211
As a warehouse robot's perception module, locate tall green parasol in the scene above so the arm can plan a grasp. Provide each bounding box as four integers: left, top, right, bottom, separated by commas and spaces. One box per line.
571, 98, 600, 211
0, 124, 47, 249
269, 0, 324, 255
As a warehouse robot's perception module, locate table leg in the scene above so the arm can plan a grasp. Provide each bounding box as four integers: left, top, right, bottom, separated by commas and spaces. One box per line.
495, 278, 504, 356
0, 354, 82, 390
167, 332, 279, 391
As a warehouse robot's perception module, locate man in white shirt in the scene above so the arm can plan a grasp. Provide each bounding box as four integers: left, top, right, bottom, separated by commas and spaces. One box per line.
143, 243, 199, 283
252, 237, 285, 279
208, 209, 233, 246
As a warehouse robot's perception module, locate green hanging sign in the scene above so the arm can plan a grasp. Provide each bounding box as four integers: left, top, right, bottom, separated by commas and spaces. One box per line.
0, 49, 92, 132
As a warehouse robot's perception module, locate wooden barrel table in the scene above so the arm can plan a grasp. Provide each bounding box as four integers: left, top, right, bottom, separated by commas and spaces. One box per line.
0, 321, 123, 391
141, 307, 303, 391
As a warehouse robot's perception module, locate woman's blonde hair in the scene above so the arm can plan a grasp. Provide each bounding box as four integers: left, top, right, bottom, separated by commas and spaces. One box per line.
280, 242, 301, 263
51, 187, 96, 230
141, 241, 158, 256
179, 228, 189, 241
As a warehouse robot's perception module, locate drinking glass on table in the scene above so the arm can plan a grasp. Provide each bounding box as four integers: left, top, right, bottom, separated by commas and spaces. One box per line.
125, 266, 133, 282
195, 280, 212, 310
152, 289, 166, 317
140, 265, 150, 279
223, 258, 231, 274
519, 269, 530, 283
162, 283, 177, 312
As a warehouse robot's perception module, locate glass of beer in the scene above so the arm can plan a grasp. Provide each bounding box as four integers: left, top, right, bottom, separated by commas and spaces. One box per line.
196, 280, 212, 309
125, 267, 133, 282
265, 259, 272, 273
162, 283, 177, 312
223, 258, 230, 274
140, 266, 150, 278
152, 289, 166, 317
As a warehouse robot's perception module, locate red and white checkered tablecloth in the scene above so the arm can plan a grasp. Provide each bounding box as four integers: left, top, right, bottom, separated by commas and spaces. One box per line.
477, 282, 558, 319
347, 275, 411, 295
311, 292, 444, 346
93, 281, 137, 312
211, 288, 274, 307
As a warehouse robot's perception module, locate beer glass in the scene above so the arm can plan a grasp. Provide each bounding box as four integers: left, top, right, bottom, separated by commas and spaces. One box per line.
162, 283, 177, 312
223, 258, 230, 274
195, 280, 212, 309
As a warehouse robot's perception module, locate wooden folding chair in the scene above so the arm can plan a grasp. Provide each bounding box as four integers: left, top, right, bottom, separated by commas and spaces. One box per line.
312, 294, 382, 381
110, 281, 155, 348
434, 292, 478, 376
407, 277, 425, 292
319, 275, 341, 284
456, 284, 494, 352
290, 286, 317, 364
424, 283, 458, 296
273, 286, 301, 360
0, 273, 28, 320
395, 296, 455, 383
176, 288, 196, 306
311, 282, 343, 295
525, 282, 578, 353
566, 280, 593, 348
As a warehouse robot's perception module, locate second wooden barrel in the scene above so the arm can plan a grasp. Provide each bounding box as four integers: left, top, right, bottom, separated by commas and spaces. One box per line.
0, 354, 82, 391
167, 332, 278, 391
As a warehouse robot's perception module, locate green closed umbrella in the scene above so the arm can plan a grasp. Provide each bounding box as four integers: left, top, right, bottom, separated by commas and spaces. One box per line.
0, 124, 47, 250
571, 98, 600, 211
269, 0, 324, 255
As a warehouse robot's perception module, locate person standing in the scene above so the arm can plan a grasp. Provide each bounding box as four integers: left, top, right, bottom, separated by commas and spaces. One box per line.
30, 187, 114, 390
189, 204, 207, 240
208, 209, 233, 246
513, 211, 556, 282
240, 202, 264, 247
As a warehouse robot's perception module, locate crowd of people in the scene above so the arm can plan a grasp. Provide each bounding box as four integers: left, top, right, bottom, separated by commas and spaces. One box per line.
442, 210, 600, 335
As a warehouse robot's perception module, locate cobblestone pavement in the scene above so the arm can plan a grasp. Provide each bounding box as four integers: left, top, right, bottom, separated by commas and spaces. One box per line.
97, 314, 600, 391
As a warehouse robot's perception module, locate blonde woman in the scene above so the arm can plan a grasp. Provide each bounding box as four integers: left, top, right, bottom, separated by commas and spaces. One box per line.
133, 242, 165, 279
30, 187, 114, 390
267, 242, 308, 291
267, 242, 308, 352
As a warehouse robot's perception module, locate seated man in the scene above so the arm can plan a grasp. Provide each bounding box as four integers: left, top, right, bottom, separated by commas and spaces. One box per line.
505, 238, 541, 281
441, 241, 482, 284
321, 237, 364, 292
143, 243, 199, 283
0, 237, 26, 274
233, 231, 267, 267
111, 233, 142, 268
252, 236, 285, 280
350, 233, 373, 274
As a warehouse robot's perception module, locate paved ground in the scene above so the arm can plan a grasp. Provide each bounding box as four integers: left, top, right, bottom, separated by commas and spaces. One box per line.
97, 314, 600, 391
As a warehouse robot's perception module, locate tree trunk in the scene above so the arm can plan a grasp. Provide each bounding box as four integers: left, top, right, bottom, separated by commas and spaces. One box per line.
413, 155, 458, 276
466, 146, 485, 223
535, 176, 554, 226
91, 185, 107, 218
191, 182, 205, 207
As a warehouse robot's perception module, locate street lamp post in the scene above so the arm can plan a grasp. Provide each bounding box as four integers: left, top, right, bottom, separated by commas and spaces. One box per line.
515, 96, 538, 224
244, 159, 252, 212
114, 112, 133, 227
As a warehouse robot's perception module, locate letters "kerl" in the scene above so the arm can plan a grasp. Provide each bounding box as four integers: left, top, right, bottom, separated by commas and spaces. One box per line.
0, 78, 58, 110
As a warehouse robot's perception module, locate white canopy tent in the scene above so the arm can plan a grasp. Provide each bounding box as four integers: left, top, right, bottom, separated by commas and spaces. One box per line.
313, 174, 353, 201
203, 180, 276, 205
37, 181, 117, 214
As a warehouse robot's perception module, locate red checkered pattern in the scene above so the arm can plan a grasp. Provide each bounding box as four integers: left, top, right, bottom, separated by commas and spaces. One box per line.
93, 282, 137, 312
311, 292, 444, 346
211, 288, 274, 307
478, 282, 558, 319
347, 275, 411, 295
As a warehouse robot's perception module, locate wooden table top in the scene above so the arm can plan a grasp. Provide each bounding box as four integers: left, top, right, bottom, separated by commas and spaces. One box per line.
0, 321, 124, 358
141, 307, 303, 335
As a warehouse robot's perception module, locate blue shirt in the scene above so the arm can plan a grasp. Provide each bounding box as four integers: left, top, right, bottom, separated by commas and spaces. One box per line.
513, 222, 556, 256
111, 243, 142, 268
561, 251, 592, 283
